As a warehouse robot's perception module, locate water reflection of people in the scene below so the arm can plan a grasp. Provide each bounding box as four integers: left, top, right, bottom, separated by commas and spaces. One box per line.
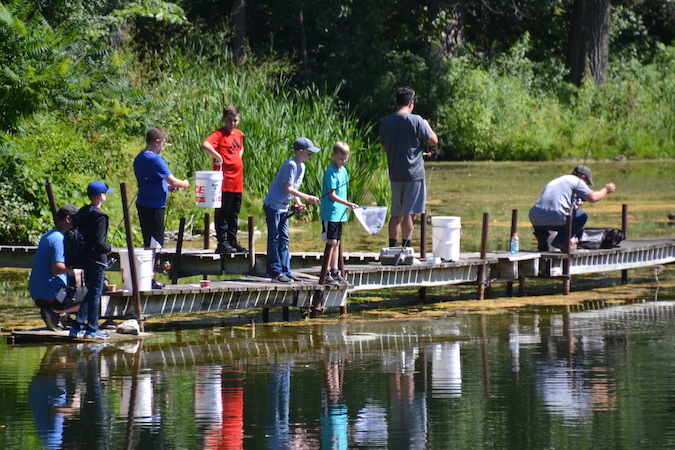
265, 361, 291, 448
198, 366, 245, 449
28, 344, 109, 448
384, 348, 427, 449
28, 347, 81, 449
320, 350, 348, 449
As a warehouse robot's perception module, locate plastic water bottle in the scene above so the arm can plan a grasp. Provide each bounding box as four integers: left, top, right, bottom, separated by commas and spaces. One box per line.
510, 233, 519, 253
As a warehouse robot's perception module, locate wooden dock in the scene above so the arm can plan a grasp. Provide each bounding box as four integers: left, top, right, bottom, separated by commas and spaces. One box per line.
3, 231, 674, 323
96, 236, 674, 321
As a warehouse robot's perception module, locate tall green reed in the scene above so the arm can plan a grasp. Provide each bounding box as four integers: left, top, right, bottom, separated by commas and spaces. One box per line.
143, 49, 388, 225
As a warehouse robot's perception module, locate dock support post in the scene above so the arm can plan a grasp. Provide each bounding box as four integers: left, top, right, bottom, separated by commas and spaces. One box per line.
477, 212, 489, 300
120, 182, 144, 332
419, 212, 427, 303
282, 307, 289, 321
562, 214, 572, 295
507, 209, 518, 297
171, 218, 186, 285
622, 204, 629, 285
262, 308, 269, 323
248, 215, 256, 275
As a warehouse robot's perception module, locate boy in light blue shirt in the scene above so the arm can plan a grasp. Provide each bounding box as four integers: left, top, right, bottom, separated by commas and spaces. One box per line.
320, 141, 358, 284
263, 137, 320, 283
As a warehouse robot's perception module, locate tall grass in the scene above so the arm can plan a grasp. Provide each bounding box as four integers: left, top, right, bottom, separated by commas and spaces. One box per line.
142, 49, 387, 225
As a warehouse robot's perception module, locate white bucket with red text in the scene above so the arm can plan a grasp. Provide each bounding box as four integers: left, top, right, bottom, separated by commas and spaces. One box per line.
195, 170, 223, 208
119, 249, 154, 291
431, 216, 461, 261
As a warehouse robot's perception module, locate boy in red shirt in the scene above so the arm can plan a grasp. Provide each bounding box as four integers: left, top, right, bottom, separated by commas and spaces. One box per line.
201, 106, 248, 253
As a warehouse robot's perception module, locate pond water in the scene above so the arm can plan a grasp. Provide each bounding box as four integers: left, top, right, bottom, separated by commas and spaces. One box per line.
2, 294, 675, 449
2, 160, 674, 448
246, 159, 675, 254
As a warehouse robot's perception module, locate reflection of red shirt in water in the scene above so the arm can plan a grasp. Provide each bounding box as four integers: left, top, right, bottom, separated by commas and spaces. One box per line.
204, 367, 244, 449
205, 127, 244, 193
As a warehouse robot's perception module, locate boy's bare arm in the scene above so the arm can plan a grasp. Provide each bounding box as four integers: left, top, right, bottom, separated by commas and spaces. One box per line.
285, 185, 319, 205
165, 174, 189, 191
328, 190, 358, 209
201, 141, 223, 164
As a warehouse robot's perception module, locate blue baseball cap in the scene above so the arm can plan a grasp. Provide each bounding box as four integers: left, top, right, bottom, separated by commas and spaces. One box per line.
87, 181, 113, 196
293, 137, 320, 153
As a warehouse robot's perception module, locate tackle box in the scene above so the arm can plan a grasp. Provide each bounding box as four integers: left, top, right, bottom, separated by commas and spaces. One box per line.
379, 247, 415, 265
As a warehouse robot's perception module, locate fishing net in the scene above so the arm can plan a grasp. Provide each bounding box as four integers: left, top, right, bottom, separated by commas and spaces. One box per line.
353, 206, 387, 234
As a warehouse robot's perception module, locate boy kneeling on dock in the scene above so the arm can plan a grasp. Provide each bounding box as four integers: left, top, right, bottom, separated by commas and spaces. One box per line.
29, 204, 86, 331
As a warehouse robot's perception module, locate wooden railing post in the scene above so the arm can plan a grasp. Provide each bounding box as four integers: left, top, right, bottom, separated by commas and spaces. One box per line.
477, 212, 489, 300
507, 208, 518, 297
562, 214, 573, 295
248, 215, 255, 275
622, 204, 629, 284
120, 182, 144, 332
171, 218, 186, 285
46, 182, 59, 226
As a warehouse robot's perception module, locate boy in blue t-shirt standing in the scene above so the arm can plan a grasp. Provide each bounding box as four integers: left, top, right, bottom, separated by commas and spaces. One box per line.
134, 127, 189, 288
320, 141, 358, 284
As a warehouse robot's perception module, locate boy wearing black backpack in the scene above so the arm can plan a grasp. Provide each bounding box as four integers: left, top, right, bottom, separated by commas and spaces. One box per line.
70, 181, 113, 340
29, 204, 85, 330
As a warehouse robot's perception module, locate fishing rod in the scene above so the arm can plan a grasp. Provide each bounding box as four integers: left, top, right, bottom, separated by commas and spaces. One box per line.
284, 177, 355, 221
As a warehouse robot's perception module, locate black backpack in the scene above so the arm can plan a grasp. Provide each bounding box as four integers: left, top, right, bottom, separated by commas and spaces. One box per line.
578, 227, 624, 250
64, 226, 89, 269
600, 227, 624, 249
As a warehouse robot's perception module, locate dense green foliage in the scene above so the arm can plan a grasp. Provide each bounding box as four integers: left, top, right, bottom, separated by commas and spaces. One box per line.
0, 0, 674, 244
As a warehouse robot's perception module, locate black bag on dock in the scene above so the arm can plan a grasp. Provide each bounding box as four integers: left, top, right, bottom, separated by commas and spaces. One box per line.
578, 227, 624, 249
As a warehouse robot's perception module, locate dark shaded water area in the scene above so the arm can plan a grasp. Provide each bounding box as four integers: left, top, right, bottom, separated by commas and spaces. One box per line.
2, 294, 675, 449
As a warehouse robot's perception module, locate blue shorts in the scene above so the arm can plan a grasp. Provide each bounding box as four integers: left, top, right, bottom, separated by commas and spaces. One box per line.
390, 180, 426, 216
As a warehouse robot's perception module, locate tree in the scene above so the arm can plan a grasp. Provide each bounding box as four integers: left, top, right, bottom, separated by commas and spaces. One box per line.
566, 0, 611, 85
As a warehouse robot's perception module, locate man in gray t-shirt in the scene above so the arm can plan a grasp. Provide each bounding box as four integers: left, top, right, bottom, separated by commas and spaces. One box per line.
529, 165, 616, 251
379, 86, 438, 248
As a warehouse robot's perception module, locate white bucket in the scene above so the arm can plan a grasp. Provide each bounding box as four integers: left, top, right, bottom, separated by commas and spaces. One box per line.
195, 170, 223, 208
431, 216, 461, 261
119, 249, 154, 291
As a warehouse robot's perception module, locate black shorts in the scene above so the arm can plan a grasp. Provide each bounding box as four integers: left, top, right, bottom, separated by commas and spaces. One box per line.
33, 285, 87, 311
322, 221, 343, 241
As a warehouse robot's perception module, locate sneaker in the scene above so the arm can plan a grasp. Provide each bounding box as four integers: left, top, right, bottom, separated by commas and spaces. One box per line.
273, 274, 293, 283
229, 241, 249, 253
331, 271, 348, 284
287, 274, 304, 282
69, 328, 86, 339
152, 280, 166, 290
58, 313, 73, 329
40, 308, 60, 331
216, 242, 236, 254
324, 274, 339, 285
84, 330, 110, 340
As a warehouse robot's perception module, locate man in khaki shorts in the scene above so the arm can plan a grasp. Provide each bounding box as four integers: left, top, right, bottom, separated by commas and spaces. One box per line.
379, 86, 438, 248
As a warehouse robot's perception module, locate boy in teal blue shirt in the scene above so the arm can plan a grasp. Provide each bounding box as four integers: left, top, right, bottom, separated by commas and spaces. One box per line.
320, 141, 358, 284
